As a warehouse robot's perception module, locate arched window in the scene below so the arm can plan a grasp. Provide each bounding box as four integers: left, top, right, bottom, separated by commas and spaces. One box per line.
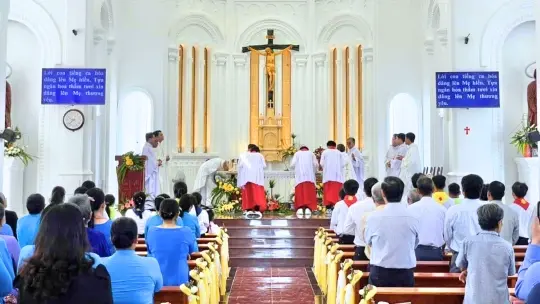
389, 93, 419, 138
118, 90, 153, 154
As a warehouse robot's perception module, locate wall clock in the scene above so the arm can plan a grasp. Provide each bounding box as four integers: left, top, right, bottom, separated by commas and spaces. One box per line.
63, 109, 85, 131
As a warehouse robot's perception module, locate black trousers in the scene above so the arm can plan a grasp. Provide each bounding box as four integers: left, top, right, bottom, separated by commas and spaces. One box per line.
449, 251, 461, 273
353, 246, 369, 261
338, 234, 355, 245
368, 265, 414, 287
415, 245, 444, 261
517, 237, 529, 245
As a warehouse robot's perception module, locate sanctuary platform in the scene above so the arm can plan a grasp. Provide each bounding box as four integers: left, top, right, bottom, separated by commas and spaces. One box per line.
214, 215, 330, 267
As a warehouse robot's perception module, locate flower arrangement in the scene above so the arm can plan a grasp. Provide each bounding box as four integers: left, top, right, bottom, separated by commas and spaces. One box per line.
211, 177, 242, 214
281, 133, 298, 160
4, 142, 33, 166
315, 182, 327, 214
117, 151, 145, 184
511, 121, 538, 157
117, 198, 134, 216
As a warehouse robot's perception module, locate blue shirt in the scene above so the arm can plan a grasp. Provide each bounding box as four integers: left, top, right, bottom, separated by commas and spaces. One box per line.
146, 226, 197, 286
87, 227, 112, 257
16, 214, 41, 247
0, 239, 14, 302
0, 224, 13, 237
93, 220, 115, 255
182, 213, 201, 238
444, 198, 482, 252
144, 215, 183, 238
365, 202, 419, 269
18, 245, 102, 273
516, 244, 540, 300
103, 250, 163, 304
456, 231, 515, 304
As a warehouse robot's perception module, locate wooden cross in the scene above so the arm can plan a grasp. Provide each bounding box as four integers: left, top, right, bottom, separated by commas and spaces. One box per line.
241, 29, 300, 53
464, 126, 471, 135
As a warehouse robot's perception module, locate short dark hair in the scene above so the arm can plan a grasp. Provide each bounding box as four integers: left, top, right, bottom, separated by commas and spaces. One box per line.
192, 192, 202, 206
477, 204, 504, 231
411, 173, 424, 189
160, 198, 180, 220
363, 178, 379, 197
104, 194, 115, 206
339, 189, 346, 200
512, 182, 528, 198
461, 174, 484, 199
153, 130, 162, 137
81, 180, 96, 189
145, 132, 154, 141
0, 204, 5, 224
347, 137, 356, 144
27, 193, 45, 214
173, 181, 188, 199
336, 144, 346, 152
74, 187, 88, 195
405, 132, 416, 142
488, 181, 505, 201
397, 133, 406, 142
480, 184, 489, 201
416, 177, 434, 196
248, 144, 257, 151
432, 175, 446, 189
382, 176, 405, 203
448, 183, 460, 196
207, 209, 215, 222
132, 191, 146, 219
343, 179, 360, 196
327, 140, 337, 147
111, 217, 138, 249
154, 194, 170, 211
252, 146, 261, 153
179, 194, 196, 214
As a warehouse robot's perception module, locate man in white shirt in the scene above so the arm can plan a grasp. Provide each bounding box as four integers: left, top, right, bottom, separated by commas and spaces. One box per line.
153, 130, 170, 194
444, 174, 483, 272
320, 141, 346, 211
290, 145, 319, 217
510, 182, 532, 245
385, 134, 398, 176
337, 144, 357, 182
142, 132, 159, 199
330, 179, 360, 244
386, 133, 408, 177
346, 137, 364, 193
343, 178, 379, 259
193, 158, 229, 207
399, 133, 422, 194
365, 176, 419, 287
487, 181, 519, 245
408, 176, 447, 261
237, 145, 267, 219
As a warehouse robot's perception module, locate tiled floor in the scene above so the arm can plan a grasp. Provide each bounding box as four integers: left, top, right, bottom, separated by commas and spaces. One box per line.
227, 267, 322, 304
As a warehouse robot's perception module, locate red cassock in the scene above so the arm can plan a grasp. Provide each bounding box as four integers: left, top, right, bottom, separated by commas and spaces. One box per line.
323, 181, 343, 206
241, 182, 267, 212
294, 181, 317, 211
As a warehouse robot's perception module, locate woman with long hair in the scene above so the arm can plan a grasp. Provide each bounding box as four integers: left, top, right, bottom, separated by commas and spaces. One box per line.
125, 192, 152, 236
87, 188, 114, 254
41, 186, 66, 219
146, 198, 197, 286
15, 203, 113, 303
179, 194, 201, 238
103, 217, 162, 303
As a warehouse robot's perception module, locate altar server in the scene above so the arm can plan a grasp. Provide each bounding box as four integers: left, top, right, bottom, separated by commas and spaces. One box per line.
330, 179, 360, 244
320, 141, 347, 211
290, 145, 318, 217
193, 158, 229, 207
237, 146, 267, 218
142, 132, 159, 199
346, 137, 365, 195
510, 182, 532, 245
399, 133, 422, 194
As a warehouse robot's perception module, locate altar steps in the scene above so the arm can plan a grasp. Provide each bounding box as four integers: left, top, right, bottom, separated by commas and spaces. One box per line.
215, 216, 329, 267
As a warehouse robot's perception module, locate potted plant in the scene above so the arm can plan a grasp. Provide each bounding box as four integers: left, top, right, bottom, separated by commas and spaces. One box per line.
511, 123, 538, 157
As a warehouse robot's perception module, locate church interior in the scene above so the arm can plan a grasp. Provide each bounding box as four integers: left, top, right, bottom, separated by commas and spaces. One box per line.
0, 0, 539, 303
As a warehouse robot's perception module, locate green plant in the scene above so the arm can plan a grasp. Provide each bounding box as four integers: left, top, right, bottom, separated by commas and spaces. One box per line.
510, 123, 538, 155
117, 152, 145, 184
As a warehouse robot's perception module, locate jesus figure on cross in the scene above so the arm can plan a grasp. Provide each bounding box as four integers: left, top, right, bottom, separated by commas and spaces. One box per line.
248, 45, 292, 91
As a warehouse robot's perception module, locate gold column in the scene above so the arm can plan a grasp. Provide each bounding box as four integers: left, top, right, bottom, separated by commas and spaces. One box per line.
357, 45, 364, 149
204, 47, 210, 153
191, 46, 197, 153
331, 48, 337, 140
177, 45, 185, 152
282, 49, 292, 148
249, 52, 259, 145
344, 47, 350, 142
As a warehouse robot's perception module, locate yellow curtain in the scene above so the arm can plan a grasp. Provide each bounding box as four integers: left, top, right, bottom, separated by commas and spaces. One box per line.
326, 251, 344, 304
344, 270, 363, 304
337, 259, 354, 304
181, 283, 200, 304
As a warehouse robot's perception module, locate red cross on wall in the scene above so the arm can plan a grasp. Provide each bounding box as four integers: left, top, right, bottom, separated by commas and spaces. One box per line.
464, 127, 471, 135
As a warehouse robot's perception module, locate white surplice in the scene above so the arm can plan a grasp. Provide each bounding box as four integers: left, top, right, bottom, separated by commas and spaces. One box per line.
237, 152, 266, 188
142, 142, 159, 199
193, 158, 225, 207
290, 150, 318, 186
342, 152, 358, 182
399, 143, 422, 192
385, 145, 399, 176
348, 147, 364, 194
320, 149, 346, 183
154, 142, 169, 195
388, 143, 409, 177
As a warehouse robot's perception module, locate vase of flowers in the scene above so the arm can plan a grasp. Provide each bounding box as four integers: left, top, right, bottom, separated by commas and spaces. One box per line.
4, 127, 33, 166
511, 122, 538, 157
281, 134, 298, 170
211, 177, 242, 214
116, 151, 145, 184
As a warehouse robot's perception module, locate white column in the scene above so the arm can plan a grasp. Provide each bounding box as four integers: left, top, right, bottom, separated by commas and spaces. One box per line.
106, 39, 119, 195
313, 53, 328, 143
196, 56, 205, 153
233, 54, 248, 155
166, 46, 179, 153
292, 54, 308, 145
212, 52, 228, 155
335, 51, 343, 142
0, 1, 9, 191
423, 38, 435, 168
362, 48, 374, 176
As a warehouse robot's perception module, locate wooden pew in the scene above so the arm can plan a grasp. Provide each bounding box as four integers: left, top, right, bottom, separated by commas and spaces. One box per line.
337, 244, 528, 255
339, 249, 525, 262
369, 287, 515, 304
351, 261, 523, 273
136, 243, 210, 252
154, 287, 188, 304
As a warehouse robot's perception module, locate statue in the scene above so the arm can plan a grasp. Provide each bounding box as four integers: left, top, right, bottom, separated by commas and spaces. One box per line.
528, 69, 537, 126
248, 45, 292, 92
5, 63, 12, 129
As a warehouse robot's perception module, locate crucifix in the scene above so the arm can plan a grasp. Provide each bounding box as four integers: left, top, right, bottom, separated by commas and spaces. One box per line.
464, 126, 471, 135
242, 30, 300, 110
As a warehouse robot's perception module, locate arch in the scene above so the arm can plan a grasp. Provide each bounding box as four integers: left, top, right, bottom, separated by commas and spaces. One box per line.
426, 0, 438, 29
479, 0, 534, 68
169, 14, 224, 44
236, 19, 304, 50
318, 14, 373, 46
389, 93, 420, 139
431, 5, 440, 30
118, 89, 154, 153
8, 0, 62, 66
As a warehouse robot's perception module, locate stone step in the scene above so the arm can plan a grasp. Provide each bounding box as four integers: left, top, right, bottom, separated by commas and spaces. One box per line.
215, 218, 329, 228
223, 227, 321, 237
228, 246, 314, 257
229, 256, 313, 267
228, 236, 315, 247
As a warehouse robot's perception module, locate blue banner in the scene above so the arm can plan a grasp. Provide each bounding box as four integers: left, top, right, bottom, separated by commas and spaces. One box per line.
41, 68, 106, 105
436, 71, 500, 108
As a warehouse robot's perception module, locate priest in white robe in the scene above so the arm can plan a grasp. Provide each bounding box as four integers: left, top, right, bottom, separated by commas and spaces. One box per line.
385, 134, 399, 176
290, 145, 319, 215
321, 141, 346, 208
399, 132, 422, 193
153, 130, 170, 194
237, 146, 267, 216
193, 158, 229, 207
387, 133, 409, 177
142, 132, 159, 199
337, 144, 357, 181
346, 137, 364, 194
